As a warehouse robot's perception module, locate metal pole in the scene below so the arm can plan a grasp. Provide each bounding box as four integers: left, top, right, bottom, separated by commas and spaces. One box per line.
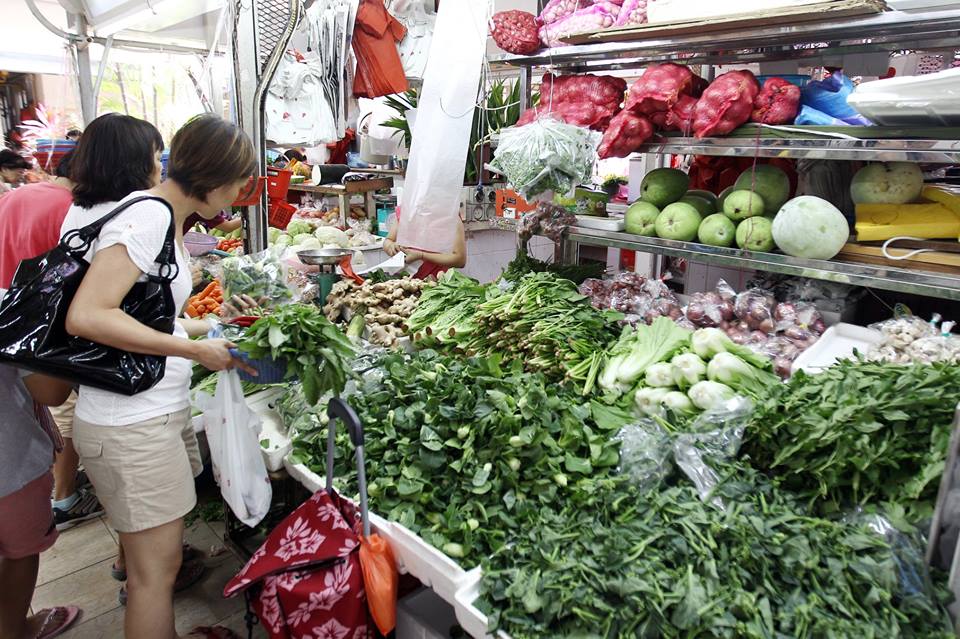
518, 66, 531, 114
74, 16, 96, 126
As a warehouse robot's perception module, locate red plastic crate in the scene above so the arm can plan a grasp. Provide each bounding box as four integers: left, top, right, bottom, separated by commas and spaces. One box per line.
266, 168, 292, 200
269, 200, 297, 230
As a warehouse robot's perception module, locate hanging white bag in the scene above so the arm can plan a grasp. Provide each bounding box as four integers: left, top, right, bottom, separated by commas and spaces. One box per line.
198, 370, 272, 527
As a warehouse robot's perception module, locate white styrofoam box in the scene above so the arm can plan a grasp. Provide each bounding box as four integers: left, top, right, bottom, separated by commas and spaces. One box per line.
791, 323, 882, 375
887, 0, 960, 10
575, 215, 625, 232
397, 588, 459, 639
246, 388, 289, 472
453, 569, 511, 639
389, 522, 472, 605
848, 67, 960, 127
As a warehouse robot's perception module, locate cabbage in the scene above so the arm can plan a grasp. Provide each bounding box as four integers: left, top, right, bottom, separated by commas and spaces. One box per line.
772, 196, 849, 260
295, 237, 323, 250
285, 220, 314, 237
293, 233, 316, 245
314, 226, 350, 248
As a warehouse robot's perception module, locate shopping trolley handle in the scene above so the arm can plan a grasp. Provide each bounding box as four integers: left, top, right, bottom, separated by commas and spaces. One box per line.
327, 398, 364, 447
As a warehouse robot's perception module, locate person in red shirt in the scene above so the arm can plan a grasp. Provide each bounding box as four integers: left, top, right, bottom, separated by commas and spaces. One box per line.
0, 153, 74, 289
0, 151, 107, 532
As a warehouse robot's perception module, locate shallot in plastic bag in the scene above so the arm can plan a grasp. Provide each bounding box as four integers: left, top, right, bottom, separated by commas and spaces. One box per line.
693, 70, 760, 138
752, 77, 801, 125
490, 10, 541, 55
539, 4, 618, 47
614, 0, 647, 26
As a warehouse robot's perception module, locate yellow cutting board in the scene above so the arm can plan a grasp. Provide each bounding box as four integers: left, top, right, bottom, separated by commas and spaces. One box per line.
855, 201, 960, 242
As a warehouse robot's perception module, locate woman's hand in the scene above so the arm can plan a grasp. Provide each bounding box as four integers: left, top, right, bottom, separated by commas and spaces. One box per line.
220, 294, 262, 320
190, 264, 202, 288
192, 338, 257, 376
404, 249, 423, 263
383, 238, 399, 257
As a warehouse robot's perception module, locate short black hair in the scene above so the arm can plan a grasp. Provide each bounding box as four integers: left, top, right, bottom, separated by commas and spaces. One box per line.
66, 129, 81, 138
167, 114, 256, 202
55, 151, 74, 178
0, 149, 30, 171
70, 113, 164, 208
284, 149, 306, 163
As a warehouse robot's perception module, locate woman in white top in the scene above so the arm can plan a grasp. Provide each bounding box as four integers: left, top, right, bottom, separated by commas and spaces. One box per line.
63, 113, 256, 639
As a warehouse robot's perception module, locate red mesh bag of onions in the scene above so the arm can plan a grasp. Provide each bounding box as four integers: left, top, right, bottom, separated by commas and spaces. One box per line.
625, 63, 696, 116
598, 110, 654, 158
490, 10, 541, 55
692, 70, 760, 138
751, 77, 801, 125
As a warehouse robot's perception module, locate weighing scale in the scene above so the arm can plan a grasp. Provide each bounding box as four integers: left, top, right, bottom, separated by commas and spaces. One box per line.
297, 248, 362, 305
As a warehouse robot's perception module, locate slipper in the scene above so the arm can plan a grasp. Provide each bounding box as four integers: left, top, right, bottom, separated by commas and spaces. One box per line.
33, 606, 81, 639
112, 542, 205, 581
119, 559, 207, 606
186, 626, 240, 639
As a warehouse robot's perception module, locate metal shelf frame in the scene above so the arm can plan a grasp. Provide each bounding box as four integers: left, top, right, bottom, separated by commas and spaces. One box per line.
564, 227, 960, 301
491, 7, 960, 299
491, 9, 960, 72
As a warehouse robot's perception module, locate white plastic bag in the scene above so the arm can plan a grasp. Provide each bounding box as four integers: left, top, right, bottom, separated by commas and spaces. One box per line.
265, 52, 338, 146
396, 0, 489, 254
198, 371, 272, 527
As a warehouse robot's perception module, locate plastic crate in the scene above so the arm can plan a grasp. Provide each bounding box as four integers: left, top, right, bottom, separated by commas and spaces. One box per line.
266, 168, 293, 200
232, 176, 265, 206
269, 200, 297, 230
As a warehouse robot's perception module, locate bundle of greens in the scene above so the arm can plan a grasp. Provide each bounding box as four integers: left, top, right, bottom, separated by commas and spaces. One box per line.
221, 249, 292, 306
238, 304, 354, 404
406, 270, 490, 344
289, 349, 630, 563
480, 468, 952, 639
502, 249, 605, 285
452, 272, 621, 395
743, 359, 960, 518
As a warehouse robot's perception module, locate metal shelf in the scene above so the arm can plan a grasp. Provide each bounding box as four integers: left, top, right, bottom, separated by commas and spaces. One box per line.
636, 135, 960, 163
564, 227, 960, 301
491, 9, 960, 72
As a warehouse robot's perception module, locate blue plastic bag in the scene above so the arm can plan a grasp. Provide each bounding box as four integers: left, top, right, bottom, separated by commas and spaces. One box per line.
801, 71, 873, 125
794, 104, 848, 126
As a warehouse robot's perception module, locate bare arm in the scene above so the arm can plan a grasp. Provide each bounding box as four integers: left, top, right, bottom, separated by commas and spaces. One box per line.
177, 318, 212, 338
22, 374, 73, 406
383, 219, 400, 256
66, 244, 237, 371
216, 218, 242, 233
404, 221, 466, 268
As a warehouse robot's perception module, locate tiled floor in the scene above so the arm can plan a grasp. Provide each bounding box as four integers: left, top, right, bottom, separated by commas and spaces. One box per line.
36, 516, 267, 639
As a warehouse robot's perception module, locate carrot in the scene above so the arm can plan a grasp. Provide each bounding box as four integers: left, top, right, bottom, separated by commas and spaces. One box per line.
186, 305, 199, 318
199, 282, 217, 298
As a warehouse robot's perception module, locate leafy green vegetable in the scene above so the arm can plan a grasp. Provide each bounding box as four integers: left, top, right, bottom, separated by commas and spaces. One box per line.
238, 304, 354, 404
411, 272, 621, 395
480, 467, 952, 639
502, 250, 605, 285
291, 350, 629, 563
599, 317, 691, 394
406, 270, 489, 344
744, 359, 960, 518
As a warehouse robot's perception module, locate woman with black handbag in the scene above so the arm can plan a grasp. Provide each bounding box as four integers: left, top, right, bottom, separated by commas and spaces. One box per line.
60, 114, 257, 639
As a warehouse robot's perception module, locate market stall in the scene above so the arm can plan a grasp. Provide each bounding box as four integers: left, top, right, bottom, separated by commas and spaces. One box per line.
175, 2, 960, 639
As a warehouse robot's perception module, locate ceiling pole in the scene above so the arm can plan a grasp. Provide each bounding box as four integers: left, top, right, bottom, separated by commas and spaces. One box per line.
73, 15, 96, 126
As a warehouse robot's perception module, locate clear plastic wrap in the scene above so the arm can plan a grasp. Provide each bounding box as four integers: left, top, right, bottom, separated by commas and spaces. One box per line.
733, 286, 777, 333
614, 420, 673, 491
518, 202, 578, 243
221, 248, 296, 307
684, 290, 734, 328
579, 271, 680, 326
488, 119, 600, 199
867, 315, 960, 364
673, 397, 754, 509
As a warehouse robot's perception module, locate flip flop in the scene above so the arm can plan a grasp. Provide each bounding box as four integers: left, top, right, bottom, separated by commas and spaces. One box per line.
119, 558, 207, 606
33, 606, 81, 639
112, 542, 205, 581
186, 626, 240, 639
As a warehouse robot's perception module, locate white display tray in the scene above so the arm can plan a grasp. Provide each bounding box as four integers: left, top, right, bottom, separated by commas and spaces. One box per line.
791, 323, 882, 375
453, 569, 511, 639
575, 215, 625, 232
283, 456, 472, 605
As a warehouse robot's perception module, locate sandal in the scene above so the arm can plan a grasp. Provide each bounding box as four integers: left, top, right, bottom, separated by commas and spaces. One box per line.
33, 606, 81, 639
112, 542, 205, 581
119, 558, 207, 606
186, 626, 240, 639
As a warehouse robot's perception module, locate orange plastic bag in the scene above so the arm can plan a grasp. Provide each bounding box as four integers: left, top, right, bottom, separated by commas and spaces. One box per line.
359, 533, 398, 635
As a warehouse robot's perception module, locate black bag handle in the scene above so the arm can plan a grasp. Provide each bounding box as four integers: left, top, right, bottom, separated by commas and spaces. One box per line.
60, 195, 180, 282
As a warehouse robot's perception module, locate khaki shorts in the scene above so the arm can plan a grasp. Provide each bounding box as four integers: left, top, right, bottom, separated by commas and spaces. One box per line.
74, 408, 201, 534
48, 390, 77, 439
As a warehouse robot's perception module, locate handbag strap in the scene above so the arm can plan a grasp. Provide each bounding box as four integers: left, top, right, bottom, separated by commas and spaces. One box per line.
60, 195, 180, 283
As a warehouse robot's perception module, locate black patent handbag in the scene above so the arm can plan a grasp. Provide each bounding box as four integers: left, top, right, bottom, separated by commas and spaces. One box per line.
0, 195, 180, 395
